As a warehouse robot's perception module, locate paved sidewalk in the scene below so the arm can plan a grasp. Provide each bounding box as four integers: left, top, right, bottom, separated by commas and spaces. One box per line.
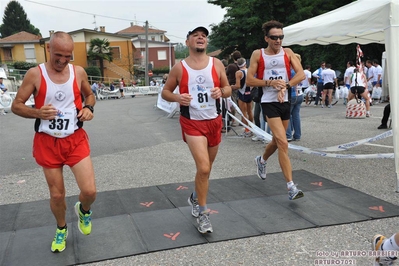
0, 97, 396, 266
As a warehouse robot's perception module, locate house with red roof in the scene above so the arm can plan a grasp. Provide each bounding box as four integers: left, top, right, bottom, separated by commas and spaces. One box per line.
117, 23, 175, 71
0, 31, 44, 64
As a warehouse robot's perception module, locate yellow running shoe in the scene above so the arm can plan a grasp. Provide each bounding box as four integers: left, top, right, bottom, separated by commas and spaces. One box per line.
74, 202, 92, 235
51, 228, 68, 253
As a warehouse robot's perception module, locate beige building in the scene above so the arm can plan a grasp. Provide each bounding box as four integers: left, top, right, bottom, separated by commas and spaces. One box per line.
0, 31, 44, 64
0, 28, 136, 83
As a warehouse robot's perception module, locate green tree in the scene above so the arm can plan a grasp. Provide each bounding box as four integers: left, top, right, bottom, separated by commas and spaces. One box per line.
84, 66, 101, 78
87, 38, 113, 78
207, 0, 384, 73
174, 43, 188, 59
0, 0, 41, 38
174, 42, 220, 59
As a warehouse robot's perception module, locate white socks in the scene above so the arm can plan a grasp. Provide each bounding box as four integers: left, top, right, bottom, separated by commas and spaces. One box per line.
382, 234, 399, 252
260, 156, 266, 164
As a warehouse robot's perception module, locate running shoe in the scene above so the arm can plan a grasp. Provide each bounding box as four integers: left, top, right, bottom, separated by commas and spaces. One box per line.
288, 184, 304, 200
74, 202, 92, 235
197, 211, 213, 234
252, 135, 263, 141
51, 228, 68, 253
188, 193, 200, 218
255, 155, 267, 180
372, 234, 397, 266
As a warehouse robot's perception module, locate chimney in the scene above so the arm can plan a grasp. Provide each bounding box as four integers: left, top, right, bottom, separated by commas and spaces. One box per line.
99, 26, 105, 32
49, 30, 54, 37
131, 22, 134, 27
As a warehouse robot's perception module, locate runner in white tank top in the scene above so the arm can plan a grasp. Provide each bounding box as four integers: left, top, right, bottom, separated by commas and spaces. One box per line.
180, 57, 220, 120
11, 31, 97, 253
259, 47, 290, 103
161, 26, 232, 234
246, 20, 305, 201
35, 63, 81, 137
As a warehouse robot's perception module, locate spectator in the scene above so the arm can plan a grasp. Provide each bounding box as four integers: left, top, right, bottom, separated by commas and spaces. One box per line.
226, 50, 242, 126
286, 53, 304, 141
301, 65, 311, 93
321, 63, 338, 108
378, 102, 390, 129
348, 68, 371, 117
110, 82, 115, 91
91, 81, 99, 99
344, 61, 356, 89
312, 61, 326, 106
119, 78, 125, 98
372, 59, 383, 87
231, 58, 253, 137
0, 77, 7, 93
0, 77, 7, 115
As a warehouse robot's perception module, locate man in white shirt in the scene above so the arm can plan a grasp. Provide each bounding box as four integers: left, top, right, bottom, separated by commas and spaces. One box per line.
366, 60, 375, 83
344, 61, 355, 89
302, 65, 312, 93
312, 61, 325, 106
321, 63, 338, 108
372, 59, 383, 88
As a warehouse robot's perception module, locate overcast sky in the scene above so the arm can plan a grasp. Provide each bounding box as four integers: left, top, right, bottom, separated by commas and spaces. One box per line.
0, 0, 227, 43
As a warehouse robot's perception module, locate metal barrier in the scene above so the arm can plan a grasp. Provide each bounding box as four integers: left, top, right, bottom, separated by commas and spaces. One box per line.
0, 92, 34, 112
97, 86, 160, 100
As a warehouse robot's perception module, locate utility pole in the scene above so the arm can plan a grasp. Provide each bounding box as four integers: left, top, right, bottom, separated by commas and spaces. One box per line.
145, 20, 149, 86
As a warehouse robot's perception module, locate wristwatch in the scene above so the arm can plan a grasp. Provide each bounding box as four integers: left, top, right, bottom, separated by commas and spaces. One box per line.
286, 82, 291, 89
83, 105, 94, 113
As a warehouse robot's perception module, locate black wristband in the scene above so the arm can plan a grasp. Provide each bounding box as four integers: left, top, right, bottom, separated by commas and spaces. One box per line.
83, 105, 94, 113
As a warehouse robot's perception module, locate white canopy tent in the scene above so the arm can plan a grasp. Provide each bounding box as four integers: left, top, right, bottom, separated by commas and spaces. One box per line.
283, 0, 399, 190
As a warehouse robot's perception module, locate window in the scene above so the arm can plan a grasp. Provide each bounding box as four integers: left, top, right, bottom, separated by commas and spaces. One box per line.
110, 47, 121, 59
157, 50, 167, 61
24, 44, 36, 62
3, 48, 12, 61
151, 36, 155, 41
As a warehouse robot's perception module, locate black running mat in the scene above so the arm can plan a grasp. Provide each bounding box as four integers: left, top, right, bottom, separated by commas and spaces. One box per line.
1, 170, 399, 266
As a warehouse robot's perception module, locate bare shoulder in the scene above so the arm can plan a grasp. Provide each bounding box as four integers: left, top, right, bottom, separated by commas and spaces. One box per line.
283, 47, 295, 56
251, 49, 261, 57
163, 62, 182, 90
213, 57, 225, 69
20, 66, 41, 87
74, 65, 88, 78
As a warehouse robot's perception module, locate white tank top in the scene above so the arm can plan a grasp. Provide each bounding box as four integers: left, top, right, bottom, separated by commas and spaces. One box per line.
350, 72, 367, 87
260, 48, 289, 103
238, 69, 247, 95
35, 64, 81, 138
179, 57, 220, 120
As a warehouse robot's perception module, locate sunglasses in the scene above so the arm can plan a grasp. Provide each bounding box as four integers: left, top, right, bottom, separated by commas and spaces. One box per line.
268, 35, 284, 40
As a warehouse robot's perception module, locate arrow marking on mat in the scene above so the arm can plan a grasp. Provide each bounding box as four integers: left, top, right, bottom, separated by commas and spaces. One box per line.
369, 206, 385, 212
163, 232, 180, 240
311, 182, 323, 187
140, 201, 154, 207
209, 209, 219, 214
